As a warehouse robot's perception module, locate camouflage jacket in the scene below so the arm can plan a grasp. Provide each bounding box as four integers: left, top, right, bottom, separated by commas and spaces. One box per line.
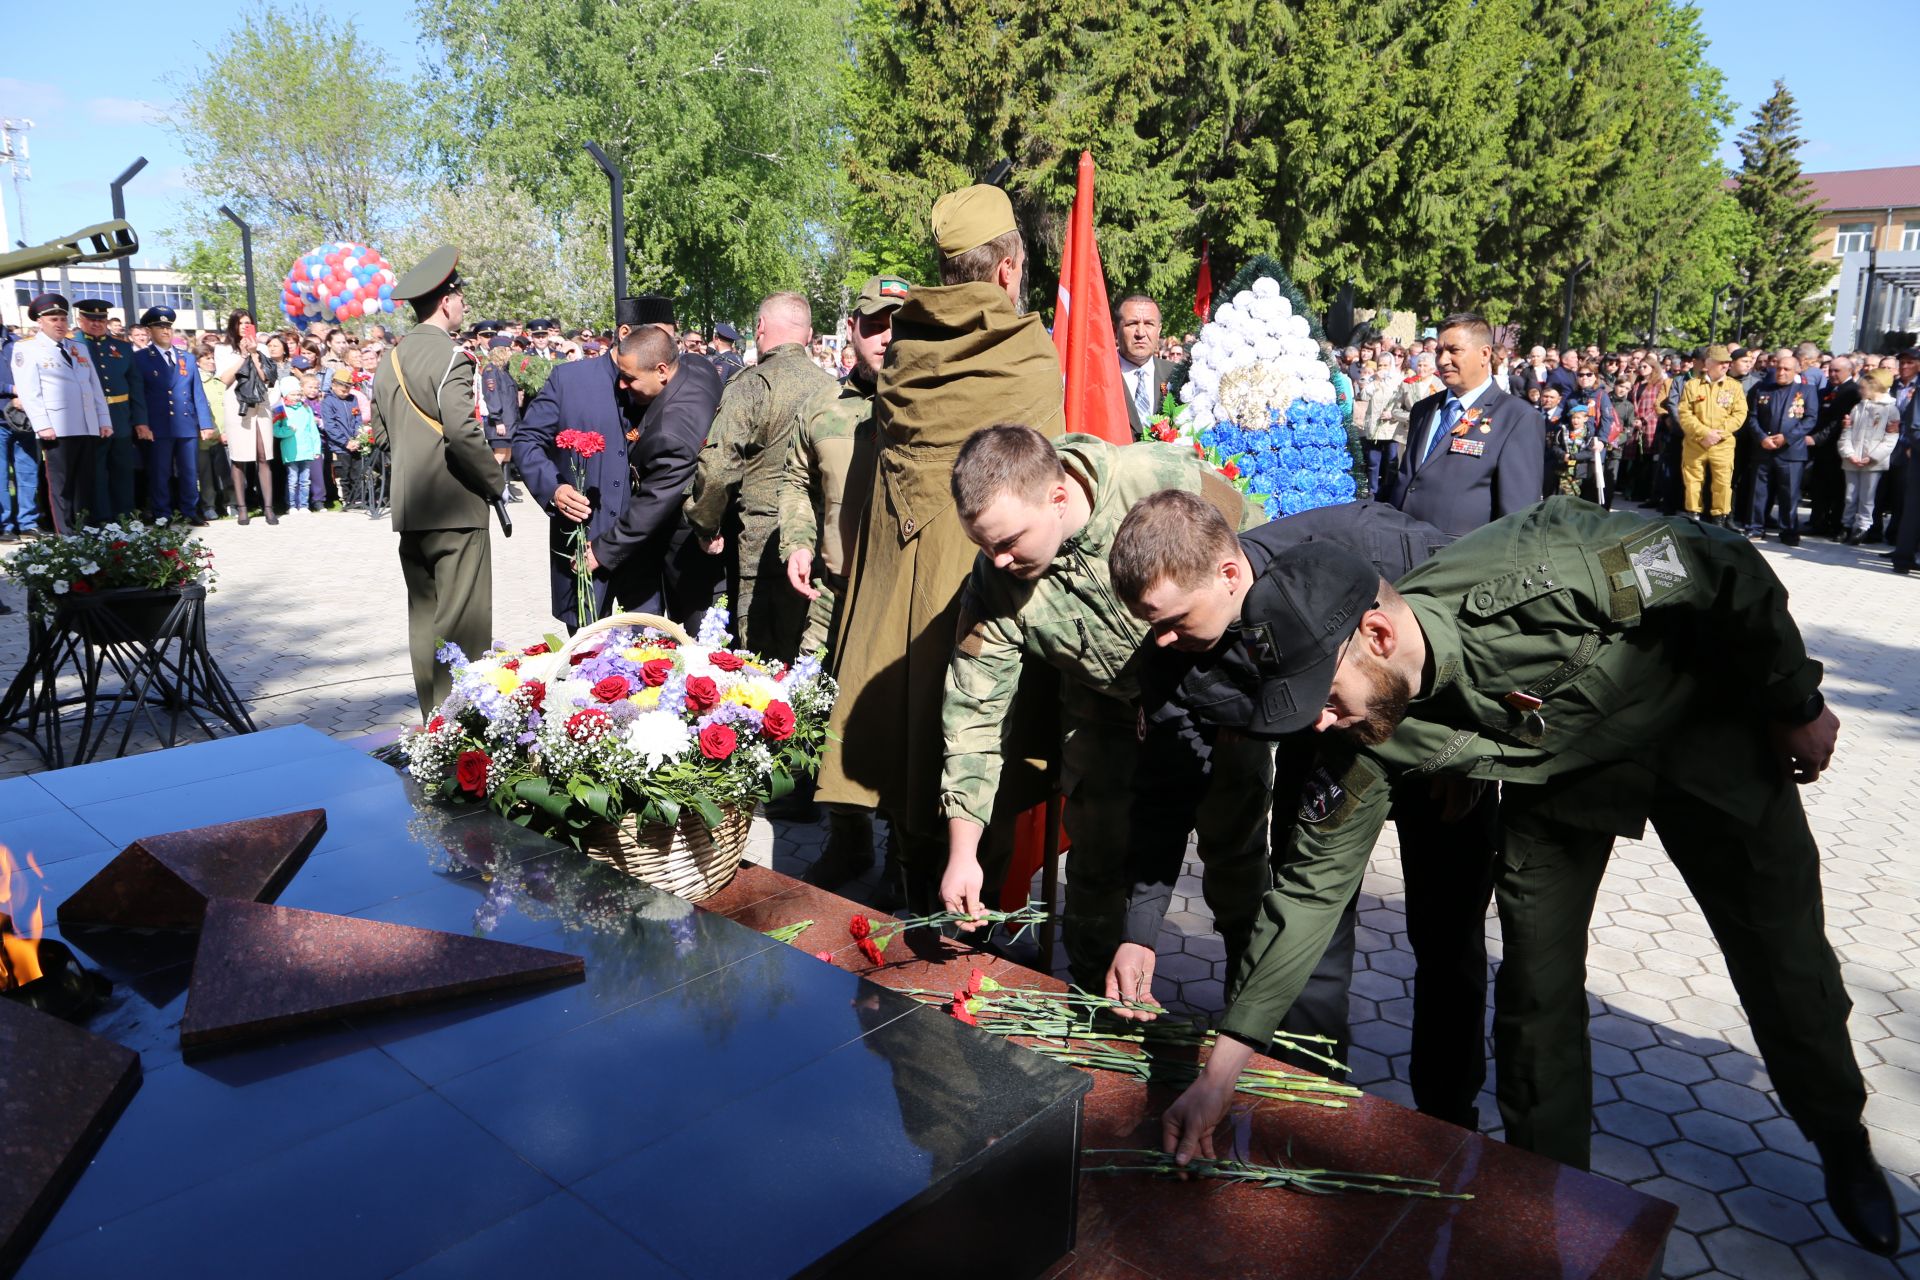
777, 370, 878, 576
938, 434, 1255, 828
684, 342, 838, 541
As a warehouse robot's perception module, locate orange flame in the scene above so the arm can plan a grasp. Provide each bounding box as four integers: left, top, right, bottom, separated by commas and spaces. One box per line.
0, 844, 46, 989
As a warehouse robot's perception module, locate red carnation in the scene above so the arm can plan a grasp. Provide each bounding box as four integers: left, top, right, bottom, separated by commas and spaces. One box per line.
640, 658, 674, 687
1192, 440, 1205, 457
760, 700, 796, 742
523, 642, 550, 656
951, 998, 977, 1026
455, 750, 491, 796
591, 675, 630, 702
502, 657, 521, 672
709, 650, 745, 672
566, 707, 612, 740
1220, 461, 1240, 481
159, 547, 179, 559
814, 950, 834, 963
555, 428, 606, 459
110, 539, 128, 549
522, 679, 546, 711
858, 938, 884, 966
848, 914, 872, 940
70, 580, 93, 594
697, 723, 737, 760
967, 968, 985, 995
568, 646, 600, 667
427, 715, 445, 732
684, 675, 720, 712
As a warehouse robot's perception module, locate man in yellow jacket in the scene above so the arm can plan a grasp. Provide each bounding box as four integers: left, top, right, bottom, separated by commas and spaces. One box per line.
1675, 343, 1746, 527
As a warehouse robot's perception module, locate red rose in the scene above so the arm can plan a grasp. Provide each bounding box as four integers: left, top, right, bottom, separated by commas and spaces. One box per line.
857, 938, 884, 966
502, 657, 521, 672
697, 723, 737, 759
110, 540, 128, 549
640, 658, 674, 687
70, 580, 93, 594
591, 675, 630, 702
455, 750, 491, 795
566, 707, 612, 740
760, 700, 796, 742
568, 647, 600, 667
684, 675, 720, 712
427, 715, 445, 732
709, 650, 745, 672
848, 914, 872, 940
523, 642, 550, 656
159, 548, 179, 559
522, 679, 546, 711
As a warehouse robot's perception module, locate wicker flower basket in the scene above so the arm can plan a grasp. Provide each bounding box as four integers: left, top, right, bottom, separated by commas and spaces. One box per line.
556, 611, 756, 902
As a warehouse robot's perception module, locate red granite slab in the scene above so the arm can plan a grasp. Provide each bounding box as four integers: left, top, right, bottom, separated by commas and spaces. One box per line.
179, 899, 585, 1050
698, 865, 1676, 1280
57, 810, 327, 931
693, 863, 792, 917
0, 998, 142, 1274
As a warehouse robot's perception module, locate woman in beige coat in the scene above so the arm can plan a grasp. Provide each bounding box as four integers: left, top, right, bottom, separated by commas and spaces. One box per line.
214, 310, 278, 525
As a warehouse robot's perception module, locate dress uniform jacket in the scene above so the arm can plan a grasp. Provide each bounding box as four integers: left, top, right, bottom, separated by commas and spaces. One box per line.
1391, 383, 1544, 537
1217, 496, 1861, 1169
10, 332, 111, 438
371, 324, 502, 533
132, 346, 214, 440
82, 331, 145, 433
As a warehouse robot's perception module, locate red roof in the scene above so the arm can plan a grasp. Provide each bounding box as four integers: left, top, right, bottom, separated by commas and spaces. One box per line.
1803, 166, 1920, 213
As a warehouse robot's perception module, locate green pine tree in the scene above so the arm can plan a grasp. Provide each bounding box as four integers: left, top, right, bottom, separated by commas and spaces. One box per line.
1730, 81, 1831, 347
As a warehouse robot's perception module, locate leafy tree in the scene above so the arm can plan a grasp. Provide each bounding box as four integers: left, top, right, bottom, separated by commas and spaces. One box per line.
1730, 80, 1830, 347
164, 0, 426, 315
419, 0, 848, 333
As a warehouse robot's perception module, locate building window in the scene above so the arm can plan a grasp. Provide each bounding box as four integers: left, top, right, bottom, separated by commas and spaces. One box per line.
1832, 223, 1873, 255
1902, 222, 1920, 253
135, 282, 191, 312
68, 281, 124, 306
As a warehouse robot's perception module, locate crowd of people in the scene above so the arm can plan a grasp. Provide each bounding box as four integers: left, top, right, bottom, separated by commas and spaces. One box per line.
2, 194, 1911, 1258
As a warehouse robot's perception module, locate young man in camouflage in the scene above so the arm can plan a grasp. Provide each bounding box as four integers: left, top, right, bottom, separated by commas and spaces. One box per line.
936, 424, 1274, 994
778, 275, 908, 888
683, 291, 837, 659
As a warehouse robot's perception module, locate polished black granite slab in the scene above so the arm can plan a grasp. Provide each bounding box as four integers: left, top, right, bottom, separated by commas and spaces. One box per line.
13, 726, 1091, 1278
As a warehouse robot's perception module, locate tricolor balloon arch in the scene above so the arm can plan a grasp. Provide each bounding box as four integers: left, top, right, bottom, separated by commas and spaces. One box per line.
281, 241, 399, 330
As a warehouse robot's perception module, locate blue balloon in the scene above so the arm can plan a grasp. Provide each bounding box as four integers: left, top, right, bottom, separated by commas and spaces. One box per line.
378, 283, 392, 299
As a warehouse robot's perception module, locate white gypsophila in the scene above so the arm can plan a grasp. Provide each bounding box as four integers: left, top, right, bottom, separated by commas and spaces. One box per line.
743, 741, 774, 779
624, 711, 693, 770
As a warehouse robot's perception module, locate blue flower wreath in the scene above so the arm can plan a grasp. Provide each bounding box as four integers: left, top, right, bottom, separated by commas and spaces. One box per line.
1199, 400, 1356, 519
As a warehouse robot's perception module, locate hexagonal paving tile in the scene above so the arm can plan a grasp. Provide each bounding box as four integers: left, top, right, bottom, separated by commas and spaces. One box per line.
1721, 1184, 1825, 1245
1693, 1078, 1780, 1124
1639, 1045, 1718, 1086
1698, 1225, 1811, 1277
1595, 1100, 1681, 1146
1676, 1108, 1765, 1156
1655, 1140, 1747, 1193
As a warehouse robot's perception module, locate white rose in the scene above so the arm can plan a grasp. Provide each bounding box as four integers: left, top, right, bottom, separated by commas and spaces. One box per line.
1234, 289, 1255, 308
1253, 277, 1280, 299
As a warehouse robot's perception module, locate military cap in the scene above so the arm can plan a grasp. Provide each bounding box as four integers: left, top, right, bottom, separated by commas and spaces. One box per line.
1898, 347, 1920, 363
488, 335, 513, 349
1241, 540, 1381, 737
931, 184, 1017, 258
712, 321, 740, 343
139, 305, 177, 327
1703, 344, 1732, 364
853, 275, 913, 317
527, 318, 557, 334
615, 295, 676, 329
1728, 346, 1748, 361
393, 245, 463, 302
73, 298, 114, 317
27, 293, 71, 319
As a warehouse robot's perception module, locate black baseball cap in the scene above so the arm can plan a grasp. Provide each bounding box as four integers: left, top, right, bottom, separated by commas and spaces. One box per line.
1239, 541, 1382, 736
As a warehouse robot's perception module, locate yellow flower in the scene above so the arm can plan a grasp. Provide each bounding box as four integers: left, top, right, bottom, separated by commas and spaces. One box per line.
488, 667, 521, 695
623, 646, 647, 661
723, 677, 778, 711
629, 686, 663, 709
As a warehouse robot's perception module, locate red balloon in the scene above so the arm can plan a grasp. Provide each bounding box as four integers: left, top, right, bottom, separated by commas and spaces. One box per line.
292, 262, 308, 281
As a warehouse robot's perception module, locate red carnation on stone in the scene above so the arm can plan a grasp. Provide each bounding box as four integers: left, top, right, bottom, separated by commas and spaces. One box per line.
697, 723, 737, 760
455, 750, 491, 795
858, 938, 884, 966
760, 700, 796, 742
951, 997, 978, 1026
967, 968, 985, 995
848, 914, 872, 940
640, 658, 674, 687
709, 650, 745, 672
591, 675, 630, 702
814, 950, 834, 963
684, 675, 720, 712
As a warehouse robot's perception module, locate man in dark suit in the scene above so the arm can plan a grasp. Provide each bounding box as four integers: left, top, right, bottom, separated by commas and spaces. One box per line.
1391, 311, 1546, 539
1117, 294, 1178, 436
480, 336, 524, 503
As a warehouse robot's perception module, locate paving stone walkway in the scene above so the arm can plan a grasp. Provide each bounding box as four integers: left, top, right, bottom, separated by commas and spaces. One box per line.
3, 504, 1916, 1276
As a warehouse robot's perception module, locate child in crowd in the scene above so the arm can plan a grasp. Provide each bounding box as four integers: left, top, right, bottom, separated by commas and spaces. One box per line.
271, 373, 323, 513
196, 349, 235, 519
318, 367, 364, 510
1839, 368, 1900, 544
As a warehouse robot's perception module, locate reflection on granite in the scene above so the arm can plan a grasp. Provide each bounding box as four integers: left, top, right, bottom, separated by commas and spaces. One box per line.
18, 726, 1092, 1278
57, 809, 326, 930
179, 899, 587, 1050
0, 999, 141, 1274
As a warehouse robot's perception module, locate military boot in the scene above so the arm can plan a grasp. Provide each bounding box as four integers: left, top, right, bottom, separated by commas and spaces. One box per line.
804, 807, 876, 890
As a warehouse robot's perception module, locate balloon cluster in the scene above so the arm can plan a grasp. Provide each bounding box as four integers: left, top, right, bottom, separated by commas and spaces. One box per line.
1176, 278, 1337, 434
281, 242, 399, 330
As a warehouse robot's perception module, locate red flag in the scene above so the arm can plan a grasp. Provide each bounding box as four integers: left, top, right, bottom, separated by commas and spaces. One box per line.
1051, 151, 1132, 446
1193, 239, 1213, 320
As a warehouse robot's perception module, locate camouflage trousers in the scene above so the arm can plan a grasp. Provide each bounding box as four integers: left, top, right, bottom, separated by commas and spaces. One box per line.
1060, 685, 1274, 994
736, 518, 806, 662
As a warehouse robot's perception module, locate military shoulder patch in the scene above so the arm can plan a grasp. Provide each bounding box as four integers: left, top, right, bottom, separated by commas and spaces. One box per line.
1617, 524, 1690, 606
1298, 755, 1382, 826
1298, 766, 1345, 823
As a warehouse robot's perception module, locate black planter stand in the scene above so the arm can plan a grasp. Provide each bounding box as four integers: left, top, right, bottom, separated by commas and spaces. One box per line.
0, 585, 256, 768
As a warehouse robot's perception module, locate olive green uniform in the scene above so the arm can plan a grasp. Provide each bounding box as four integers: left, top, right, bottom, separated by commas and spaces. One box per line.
370, 322, 505, 715
942, 435, 1271, 990
777, 370, 879, 658
1221, 496, 1863, 1169
684, 342, 838, 659
80, 330, 146, 520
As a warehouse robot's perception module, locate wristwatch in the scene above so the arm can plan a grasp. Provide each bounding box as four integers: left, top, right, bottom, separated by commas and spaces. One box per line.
1779, 689, 1825, 726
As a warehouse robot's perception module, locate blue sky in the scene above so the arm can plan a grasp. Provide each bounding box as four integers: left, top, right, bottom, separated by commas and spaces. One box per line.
1, 0, 1910, 268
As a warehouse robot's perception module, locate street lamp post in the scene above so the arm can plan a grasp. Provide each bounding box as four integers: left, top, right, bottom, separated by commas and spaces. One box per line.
1709, 284, 1734, 345
110, 157, 146, 323
1560, 258, 1592, 350
217, 206, 257, 319
1650, 271, 1676, 348
585, 143, 626, 307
